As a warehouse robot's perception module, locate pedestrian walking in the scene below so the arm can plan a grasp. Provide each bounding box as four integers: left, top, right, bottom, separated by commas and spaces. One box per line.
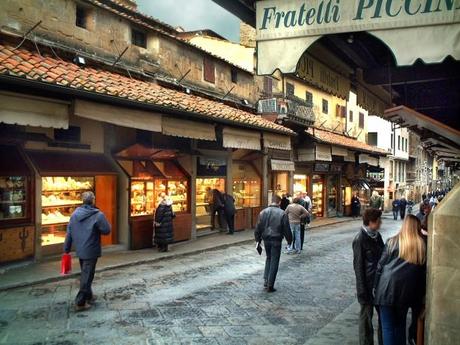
222, 193, 236, 235
300, 192, 312, 250
352, 208, 384, 345
399, 197, 407, 220
254, 195, 292, 292
280, 193, 290, 211
352, 192, 361, 218
369, 191, 383, 210
154, 194, 175, 252
64, 191, 111, 311
285, 197, 309, 254
415, 200, 431, 235
374, 215, 427, 345
392, 199, 400, 220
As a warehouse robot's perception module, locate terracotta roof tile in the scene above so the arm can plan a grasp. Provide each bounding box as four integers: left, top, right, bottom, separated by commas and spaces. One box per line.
306, 128, 387, 155
0, 43, 292, 134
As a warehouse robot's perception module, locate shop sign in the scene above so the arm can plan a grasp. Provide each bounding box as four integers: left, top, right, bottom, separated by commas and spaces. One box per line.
271, 159, 296, 171
316, 144, 332, 161
314, 163, 330, 172
257, 0, 460, 41
296, 54, 350, 99
198, 157, 227, 176
356, 85, 386, 116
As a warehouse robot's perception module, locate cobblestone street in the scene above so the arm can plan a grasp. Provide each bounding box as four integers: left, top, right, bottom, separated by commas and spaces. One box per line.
0, 217, 400, 345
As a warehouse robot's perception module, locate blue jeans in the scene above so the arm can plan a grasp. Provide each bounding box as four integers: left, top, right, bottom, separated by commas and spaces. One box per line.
289, 223, 301, 253
380, 306, 408, 345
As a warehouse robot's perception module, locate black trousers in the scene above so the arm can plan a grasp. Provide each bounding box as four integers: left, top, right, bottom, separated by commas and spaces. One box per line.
359, 304, 383, 345
211, 207, 224, 229
300, 223, 305, 250
393, 210, 399, 220
263, 240, 282, 288
400, 209, 406, 219
225, 213, 235, 234
76, 258, 97, 306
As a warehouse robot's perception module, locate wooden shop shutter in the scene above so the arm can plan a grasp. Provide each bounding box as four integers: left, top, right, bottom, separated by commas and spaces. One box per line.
203, 57, 215, 83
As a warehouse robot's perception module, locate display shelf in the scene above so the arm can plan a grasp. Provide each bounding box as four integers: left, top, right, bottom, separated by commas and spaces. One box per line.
0, 200, 26, 204
42, 188, 92, 193
42, 202, 83, 208
42, 220, 70, 227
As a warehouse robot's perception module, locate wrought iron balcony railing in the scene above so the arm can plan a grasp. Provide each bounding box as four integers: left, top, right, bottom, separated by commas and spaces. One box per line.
258, 94, 316, 126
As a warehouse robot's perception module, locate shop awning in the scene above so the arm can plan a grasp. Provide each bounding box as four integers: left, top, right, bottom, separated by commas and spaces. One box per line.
316, 144, 332, 162
26, 151, 118, 175
73, 99, 162, 132
359, 154, 379, 167
264, 132, 292, 151
115, 144, 179, 160
271, 159, 295, 171
0, 92, 69, 129
162, 117, 216, 141
222, 127, 261, 150
331, 146, 348, 157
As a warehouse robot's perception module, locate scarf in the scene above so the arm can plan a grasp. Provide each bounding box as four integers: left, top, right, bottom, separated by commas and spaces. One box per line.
362, 225, 378, 239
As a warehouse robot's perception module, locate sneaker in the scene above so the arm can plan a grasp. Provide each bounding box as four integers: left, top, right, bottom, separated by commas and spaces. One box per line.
75, 303, 92, 312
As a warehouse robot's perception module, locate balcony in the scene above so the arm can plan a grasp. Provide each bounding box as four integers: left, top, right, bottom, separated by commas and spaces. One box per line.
258, 94, 316, 128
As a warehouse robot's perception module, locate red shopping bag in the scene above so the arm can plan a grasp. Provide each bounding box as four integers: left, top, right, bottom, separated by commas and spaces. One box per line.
61, 253, 72, 275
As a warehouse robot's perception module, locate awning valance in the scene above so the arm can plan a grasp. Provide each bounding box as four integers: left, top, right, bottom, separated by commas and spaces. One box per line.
316, 144, 332, 162
271, 159, 295, 171
0, 92, 69, 129
73, 99, 161, 132
162, 117, 216, 141
222, 127, 261, 150
359, 154, 379, 167
264, 132, 292, 150
331, 146, 348, 157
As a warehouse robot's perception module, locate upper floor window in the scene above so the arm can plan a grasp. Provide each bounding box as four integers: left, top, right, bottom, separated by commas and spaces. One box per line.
305, 91, 313, 106
391, 133, 394, 149
286, 82, 295, 96
203, 57, 215, 83
368, 132, 378, 146
349, 110, 353, 122
231, 68, 238, 83
263, 77, 273, 96
322, 99, 328, 114
131, 28, 147, 48
398, 135, 401, 150
76, 5, 88, 29
358, 112, 364, 128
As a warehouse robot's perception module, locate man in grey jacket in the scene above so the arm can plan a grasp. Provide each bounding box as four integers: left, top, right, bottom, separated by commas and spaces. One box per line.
64, 191, 111, 311
255, 195, 292, 292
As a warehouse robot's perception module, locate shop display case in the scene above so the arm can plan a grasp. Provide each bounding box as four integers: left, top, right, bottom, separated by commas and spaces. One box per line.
273, 172, 289, 196
130, 179, 155, 217
293, 174, 308, 195
41, 176, 94, 246
232, 179, 260, 208
312, 175, 324, 217
154, 180, 188, 213
196, 178, 225, 230
0, 176, 29, 221
327, 175, 339, 216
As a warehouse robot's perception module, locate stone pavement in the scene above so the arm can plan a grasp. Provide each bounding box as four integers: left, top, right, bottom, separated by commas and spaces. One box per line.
0, 216, 401, 345
0, 217, 354, 291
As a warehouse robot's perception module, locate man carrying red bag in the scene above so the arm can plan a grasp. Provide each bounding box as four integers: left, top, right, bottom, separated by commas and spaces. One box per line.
64, 191, 111, 311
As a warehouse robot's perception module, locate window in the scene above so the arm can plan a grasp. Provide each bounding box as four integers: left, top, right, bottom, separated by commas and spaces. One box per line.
203, 57, 215, 83
263, 77, 273, 96
286, 82, 295, 96
131, 28, 147, 48
405, 138, 408, 152
231, 68, 238, 83
76, 5, 88, 29
54, 126, 81, 143
358, 112, 364, 128
398, 135, 401, 150
305, 91, 313, 106
322, 99, 328, 114
391, 133, 394, 149
368, 132, 378, 146
349, 110, 353, 122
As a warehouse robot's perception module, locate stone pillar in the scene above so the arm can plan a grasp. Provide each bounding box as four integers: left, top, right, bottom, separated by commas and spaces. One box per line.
425, 183, 460, 344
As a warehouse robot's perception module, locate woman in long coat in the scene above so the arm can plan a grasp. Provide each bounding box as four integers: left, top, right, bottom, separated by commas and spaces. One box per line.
154, 196, 175, 252
351, 192, 361, 218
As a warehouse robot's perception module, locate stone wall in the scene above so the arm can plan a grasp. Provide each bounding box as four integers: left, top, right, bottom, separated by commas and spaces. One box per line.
426, 183, 460, 344
240, 22, 256, 48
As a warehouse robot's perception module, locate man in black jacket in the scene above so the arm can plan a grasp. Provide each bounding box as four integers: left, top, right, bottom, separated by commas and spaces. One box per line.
255, 195, 292, 292
222, 193, 236, 234
64, 192, 111, 311
352, 208, 384, 345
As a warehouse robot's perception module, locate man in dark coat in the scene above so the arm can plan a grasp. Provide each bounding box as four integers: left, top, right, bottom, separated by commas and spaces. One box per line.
154, 196, 175, 252
351, 192, 361, 219
352, 208, 384, 345
255, 195, 292, 292
64, 191, 111, 311
392, 198, 400, 220
210, 188, 224, 230
279, 194, 290, 211
399, 196, 407, 219
222, 193, 236, 234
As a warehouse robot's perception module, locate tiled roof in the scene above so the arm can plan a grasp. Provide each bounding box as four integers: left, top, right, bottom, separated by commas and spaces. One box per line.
306, 128, 387, 155
0, 43, 293, 134
85, 0, 253, 74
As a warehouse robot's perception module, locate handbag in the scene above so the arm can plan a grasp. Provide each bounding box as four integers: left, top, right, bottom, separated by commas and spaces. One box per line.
61, 253, 72, 275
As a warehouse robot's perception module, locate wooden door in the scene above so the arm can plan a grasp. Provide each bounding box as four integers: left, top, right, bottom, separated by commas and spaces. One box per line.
95, 175, 117, 246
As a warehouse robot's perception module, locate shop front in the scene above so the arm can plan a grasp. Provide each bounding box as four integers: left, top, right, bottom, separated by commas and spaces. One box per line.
115, 144, 192, 249
0, 144, 35, 264
26, 150, 118, 256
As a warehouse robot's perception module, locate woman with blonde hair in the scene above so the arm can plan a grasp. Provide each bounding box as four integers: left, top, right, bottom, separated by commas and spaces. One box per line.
374, 215, 426, 345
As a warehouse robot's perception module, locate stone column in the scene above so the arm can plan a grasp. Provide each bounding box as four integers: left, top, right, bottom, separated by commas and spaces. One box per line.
425, 183, 460, 344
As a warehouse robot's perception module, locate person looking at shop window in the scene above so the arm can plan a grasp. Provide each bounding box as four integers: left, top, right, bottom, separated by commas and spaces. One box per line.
64, 191, 111, 312
374, 215, 426, 345
210, 186, 224, 230
352, 208, 384, 345
222, 193, 236, 235
153, 193, 175, 252
255, 195, 292, 292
